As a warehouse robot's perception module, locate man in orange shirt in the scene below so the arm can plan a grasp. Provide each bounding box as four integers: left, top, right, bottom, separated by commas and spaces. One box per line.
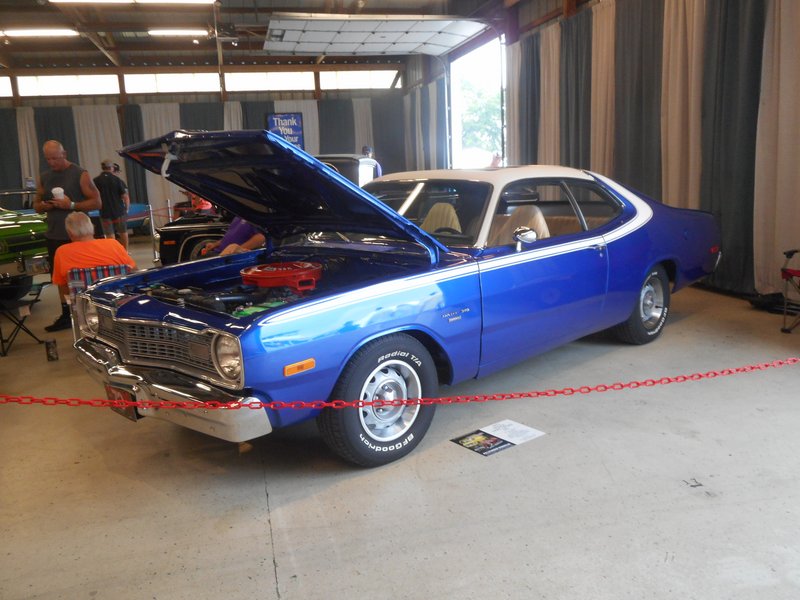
46, 212, 136, 331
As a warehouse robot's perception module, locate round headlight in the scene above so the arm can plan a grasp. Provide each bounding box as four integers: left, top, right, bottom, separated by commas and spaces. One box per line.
213, 334, 241, 380
82, 299, 99, 335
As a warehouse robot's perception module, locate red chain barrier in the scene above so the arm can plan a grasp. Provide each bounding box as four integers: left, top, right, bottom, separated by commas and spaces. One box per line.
122, 210, 150, 223
1, 357, 797, 411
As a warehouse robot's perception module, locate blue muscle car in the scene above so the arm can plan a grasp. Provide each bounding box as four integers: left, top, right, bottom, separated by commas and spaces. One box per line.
73, 130, 721, 467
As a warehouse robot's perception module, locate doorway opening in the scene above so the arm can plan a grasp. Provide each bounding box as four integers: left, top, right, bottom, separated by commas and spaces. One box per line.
450, 37, 504, 169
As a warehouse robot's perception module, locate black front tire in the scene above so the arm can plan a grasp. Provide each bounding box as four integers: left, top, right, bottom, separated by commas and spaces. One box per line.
612, 265, 670, 344
318, 334, 438, 467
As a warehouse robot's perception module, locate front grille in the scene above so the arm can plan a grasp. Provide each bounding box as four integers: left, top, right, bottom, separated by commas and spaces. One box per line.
96, 307, 219, 381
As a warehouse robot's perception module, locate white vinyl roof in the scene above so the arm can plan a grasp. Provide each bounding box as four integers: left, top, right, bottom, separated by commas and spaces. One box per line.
374, 165, 595, 187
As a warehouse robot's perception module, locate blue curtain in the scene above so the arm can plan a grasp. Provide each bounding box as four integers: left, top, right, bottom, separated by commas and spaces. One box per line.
318, 99, 355, 154
0, 108, 22, 198
372, 93, 405, 174
613, 0, 664, 199
560, 9, 592, 169
34, 107, 79, 175
241, 101, 275, 130
700, 0, 766, 294
121, 104, 148, 206
518, 34, 540, 165
179, 102, 224, 131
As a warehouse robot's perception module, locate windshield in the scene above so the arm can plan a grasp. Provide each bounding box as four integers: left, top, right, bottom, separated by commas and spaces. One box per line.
365, 179, 492, 247
278, 230, 433, 260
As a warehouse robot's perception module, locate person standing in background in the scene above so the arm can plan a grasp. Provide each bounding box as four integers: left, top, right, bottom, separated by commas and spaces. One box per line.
362, 145, 383, 177
33, 140, 101, 332
94, 158, 130, 250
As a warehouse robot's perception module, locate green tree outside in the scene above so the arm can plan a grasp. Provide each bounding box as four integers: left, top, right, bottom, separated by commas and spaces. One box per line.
459, 79, 502, 156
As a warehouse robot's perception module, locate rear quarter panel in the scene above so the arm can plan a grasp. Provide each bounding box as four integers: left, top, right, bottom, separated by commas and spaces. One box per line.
598, 177, 720, 325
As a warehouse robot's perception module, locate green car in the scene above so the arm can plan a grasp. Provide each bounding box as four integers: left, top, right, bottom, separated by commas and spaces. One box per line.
0, 207, 49, 301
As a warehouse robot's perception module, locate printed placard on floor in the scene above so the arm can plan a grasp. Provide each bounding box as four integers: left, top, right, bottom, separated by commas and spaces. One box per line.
452, 419, 546, 456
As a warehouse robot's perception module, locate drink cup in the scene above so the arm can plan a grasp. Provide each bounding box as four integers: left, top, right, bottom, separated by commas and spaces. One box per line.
52, 187, 64, 200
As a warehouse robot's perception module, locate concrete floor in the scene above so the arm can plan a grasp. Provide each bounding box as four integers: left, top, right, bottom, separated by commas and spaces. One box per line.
1, 236, 799, 600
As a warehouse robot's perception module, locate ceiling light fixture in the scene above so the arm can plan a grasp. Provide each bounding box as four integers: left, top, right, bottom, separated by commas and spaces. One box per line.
136, 0, 216, 4
49, 1, 134, 4
148, 29, 209, 37
50, 1, 216, 4
2, 29, 80, 37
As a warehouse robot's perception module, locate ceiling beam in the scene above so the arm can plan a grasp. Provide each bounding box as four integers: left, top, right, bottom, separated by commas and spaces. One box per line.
82, 31, 122, 67
212, 1, 226, 102
48, 4, 123, 66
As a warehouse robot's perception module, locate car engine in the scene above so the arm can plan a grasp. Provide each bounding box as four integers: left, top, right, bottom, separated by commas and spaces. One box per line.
143, 261, 324, 317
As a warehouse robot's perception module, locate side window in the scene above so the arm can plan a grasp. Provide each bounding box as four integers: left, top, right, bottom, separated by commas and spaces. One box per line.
488, 180, 583, 246
566, 181, 623, 230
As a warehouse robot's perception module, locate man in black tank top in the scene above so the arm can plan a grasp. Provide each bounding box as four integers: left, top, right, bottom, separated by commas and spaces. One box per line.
33, 140, 101, 331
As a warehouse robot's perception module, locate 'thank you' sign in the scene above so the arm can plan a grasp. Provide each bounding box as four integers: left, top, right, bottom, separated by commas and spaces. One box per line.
268, 112, 304, 150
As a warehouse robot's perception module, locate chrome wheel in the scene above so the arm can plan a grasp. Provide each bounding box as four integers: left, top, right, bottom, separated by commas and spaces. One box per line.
358, 360, 421, 442
639, 274, 666, 331
318, 333, 437, 466
611, 265, 670, 345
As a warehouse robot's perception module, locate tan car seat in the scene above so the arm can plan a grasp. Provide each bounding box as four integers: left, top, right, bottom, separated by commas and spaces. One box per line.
488, 205, 550, 246
420, 203, 462, 234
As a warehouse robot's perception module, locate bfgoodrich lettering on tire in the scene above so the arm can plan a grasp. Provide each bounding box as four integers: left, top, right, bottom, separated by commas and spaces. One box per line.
612, 265, 670, 345
318, 333, 437, 467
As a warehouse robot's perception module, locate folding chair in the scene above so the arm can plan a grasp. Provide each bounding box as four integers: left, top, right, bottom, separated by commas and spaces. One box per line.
780, 249, 800, 333
0, 283, 46, 356
67, 264, 132, 340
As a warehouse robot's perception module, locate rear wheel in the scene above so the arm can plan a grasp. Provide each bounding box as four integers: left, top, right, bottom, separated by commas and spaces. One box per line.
612, 265, 670, 344
185, 237, 220, 261
318, 334, 438, 467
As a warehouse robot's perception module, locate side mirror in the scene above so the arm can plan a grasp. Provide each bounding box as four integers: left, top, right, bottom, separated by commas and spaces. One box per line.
513, 226, 538, 251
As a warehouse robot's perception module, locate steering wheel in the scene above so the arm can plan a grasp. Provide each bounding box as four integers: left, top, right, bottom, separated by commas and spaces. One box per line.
433, 227, 461, 235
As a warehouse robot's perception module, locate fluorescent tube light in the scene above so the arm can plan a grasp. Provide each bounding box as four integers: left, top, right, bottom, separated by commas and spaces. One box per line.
50, 1, 215, 4
2, 29, 80, 37
148, 29, 208, 37
49, 1, 134, 4
137, 1, 215, 4
49, 0, 215, 4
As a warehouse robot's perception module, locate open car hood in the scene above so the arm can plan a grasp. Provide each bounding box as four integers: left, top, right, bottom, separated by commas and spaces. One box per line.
122, 130, 445, 263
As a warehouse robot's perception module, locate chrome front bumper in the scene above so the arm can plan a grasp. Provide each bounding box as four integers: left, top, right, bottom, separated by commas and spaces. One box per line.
75, 337, 272, 442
